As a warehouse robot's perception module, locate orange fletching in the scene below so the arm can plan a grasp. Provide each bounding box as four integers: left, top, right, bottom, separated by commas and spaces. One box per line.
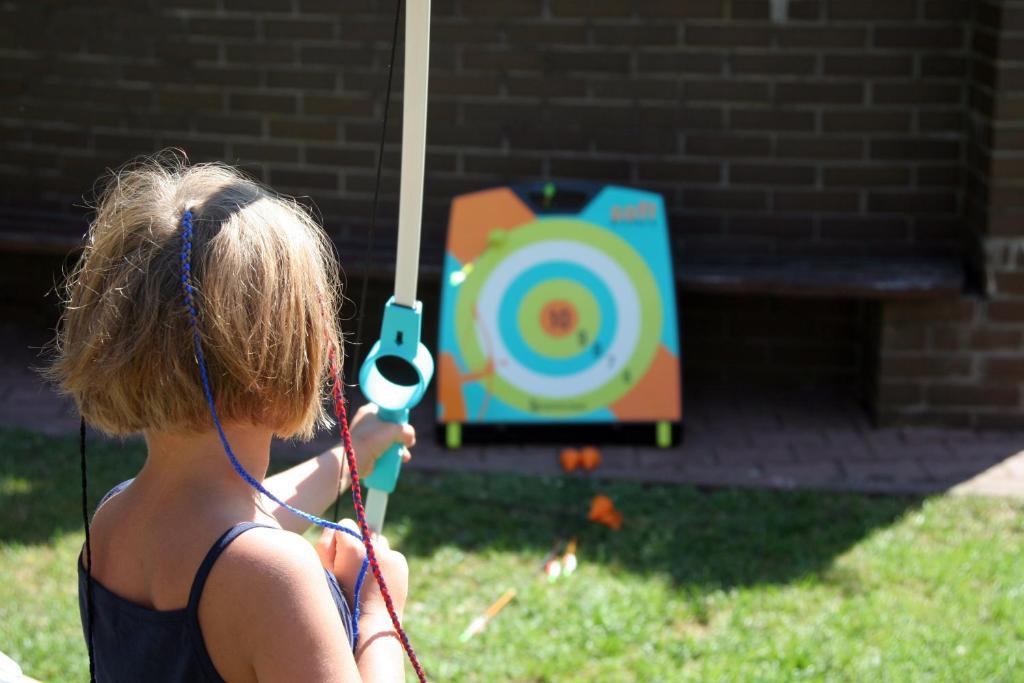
580, 446, 602, 471
606, 510, 623, 530
588, 494, 613, 520
560, 448, 581, 472
587, 494, 623, 530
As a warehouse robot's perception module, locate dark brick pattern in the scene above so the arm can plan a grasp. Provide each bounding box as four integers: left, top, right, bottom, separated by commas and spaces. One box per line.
0, 0, 969, 260
4, 1, 1024, 428
876, 0, 1024, 428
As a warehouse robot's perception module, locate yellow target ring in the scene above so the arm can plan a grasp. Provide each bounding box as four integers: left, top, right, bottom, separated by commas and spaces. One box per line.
517, 279, 600, 359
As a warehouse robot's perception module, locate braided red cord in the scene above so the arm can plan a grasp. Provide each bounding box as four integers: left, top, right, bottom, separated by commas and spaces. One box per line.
327, 346, 428, 683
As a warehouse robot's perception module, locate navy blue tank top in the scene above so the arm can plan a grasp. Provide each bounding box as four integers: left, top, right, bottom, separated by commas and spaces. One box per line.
78, 484, 356, 682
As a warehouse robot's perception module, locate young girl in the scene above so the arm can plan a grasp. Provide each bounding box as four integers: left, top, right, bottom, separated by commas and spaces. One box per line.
47, 156, 417, 682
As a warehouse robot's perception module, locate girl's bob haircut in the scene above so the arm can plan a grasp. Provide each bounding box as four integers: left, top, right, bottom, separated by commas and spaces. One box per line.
48, 152, 343, 441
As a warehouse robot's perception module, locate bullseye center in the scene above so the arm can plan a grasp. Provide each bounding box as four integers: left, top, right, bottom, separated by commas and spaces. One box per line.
540, 299, 578, 337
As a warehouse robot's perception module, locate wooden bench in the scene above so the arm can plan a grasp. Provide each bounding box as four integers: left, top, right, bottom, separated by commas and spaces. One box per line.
0, 206, 89, 255
0, 207, 966, 301
680, 257, 965, 300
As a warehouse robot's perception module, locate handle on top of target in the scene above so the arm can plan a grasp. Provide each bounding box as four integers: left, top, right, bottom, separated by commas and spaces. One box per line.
515, 180, 602, 215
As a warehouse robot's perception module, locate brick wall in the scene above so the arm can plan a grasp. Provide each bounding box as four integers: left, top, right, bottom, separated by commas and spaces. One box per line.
0, 0, 971, 263
875, 0, 1024, 428
5, 0, 1023, 424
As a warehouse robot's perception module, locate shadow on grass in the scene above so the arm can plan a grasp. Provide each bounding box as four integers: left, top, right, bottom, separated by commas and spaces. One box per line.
380, 469, 920, 590
0, 427, 920, 590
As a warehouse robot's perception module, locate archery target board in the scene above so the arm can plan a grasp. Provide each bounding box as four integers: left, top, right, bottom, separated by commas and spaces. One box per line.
437, 184, 682, 437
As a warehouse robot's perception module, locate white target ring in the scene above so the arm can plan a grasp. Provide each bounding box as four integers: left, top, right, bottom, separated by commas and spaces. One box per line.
474, 240, 641, 399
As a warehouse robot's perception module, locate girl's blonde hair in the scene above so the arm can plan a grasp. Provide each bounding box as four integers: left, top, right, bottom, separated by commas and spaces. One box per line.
47, 153, 343, 440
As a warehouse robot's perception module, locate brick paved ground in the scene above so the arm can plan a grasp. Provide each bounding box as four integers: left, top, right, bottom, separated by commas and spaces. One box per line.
4, 319, 1022, 498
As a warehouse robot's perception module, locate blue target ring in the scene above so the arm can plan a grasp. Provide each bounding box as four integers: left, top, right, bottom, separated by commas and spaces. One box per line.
496, 261, 618, 377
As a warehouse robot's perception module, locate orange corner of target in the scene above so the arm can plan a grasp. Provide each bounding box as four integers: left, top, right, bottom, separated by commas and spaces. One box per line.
448, 188, 536, 265
437, 352, 467, 423
609, 344, 681, 422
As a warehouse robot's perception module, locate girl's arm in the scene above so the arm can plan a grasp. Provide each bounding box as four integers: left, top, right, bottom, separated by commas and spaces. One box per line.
263, 446, 348, 533
354, 616, 407, 681
263, 404, 416, 533
207, 523, 411, 682
316, 522, 410, 682
202, 528, 364, 682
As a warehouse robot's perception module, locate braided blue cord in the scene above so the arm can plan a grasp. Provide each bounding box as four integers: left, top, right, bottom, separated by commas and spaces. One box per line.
179, 209, 369, 647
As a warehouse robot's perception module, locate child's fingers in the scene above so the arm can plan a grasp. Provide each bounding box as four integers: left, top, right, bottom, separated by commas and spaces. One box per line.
398, 423, 416, 448
314, 526, 337, 570
355, 403, 379, 419
373, 421, 415, 454
334, 518, 365, 553
323, 520, 367, 611
337, 517, 362, 536
400, 447, 411, 463
332, 519, 367, 575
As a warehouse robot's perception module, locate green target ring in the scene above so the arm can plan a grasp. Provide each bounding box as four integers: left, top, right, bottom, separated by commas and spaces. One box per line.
455, 218, 663, 416
517, 279, 601, 359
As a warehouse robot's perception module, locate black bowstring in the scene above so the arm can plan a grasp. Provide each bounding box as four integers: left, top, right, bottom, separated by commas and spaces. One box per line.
333, 0, 404, 522
81, 416, 97, 683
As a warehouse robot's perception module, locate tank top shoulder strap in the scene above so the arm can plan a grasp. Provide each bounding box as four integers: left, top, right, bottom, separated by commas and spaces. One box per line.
95, 478, 134, 513
183, 522, 274, 681
186, 522, 272, 613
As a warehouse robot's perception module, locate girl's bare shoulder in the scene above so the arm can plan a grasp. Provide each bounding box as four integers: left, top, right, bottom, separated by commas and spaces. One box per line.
200, 526, 357, 682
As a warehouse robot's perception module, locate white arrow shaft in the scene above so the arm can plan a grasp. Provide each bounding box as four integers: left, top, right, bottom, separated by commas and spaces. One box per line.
365, 489, 389, 535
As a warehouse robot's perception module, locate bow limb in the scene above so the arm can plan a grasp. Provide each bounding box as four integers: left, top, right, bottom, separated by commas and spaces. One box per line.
394, 0, 430, 308
360, 0, 433, 534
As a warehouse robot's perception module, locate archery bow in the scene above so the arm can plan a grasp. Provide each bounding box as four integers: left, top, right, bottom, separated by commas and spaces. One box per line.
358, 0, 434, 534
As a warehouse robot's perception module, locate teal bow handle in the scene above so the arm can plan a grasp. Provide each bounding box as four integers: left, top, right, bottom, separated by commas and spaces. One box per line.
362, 407, 409, 493
359, 298, 434, 495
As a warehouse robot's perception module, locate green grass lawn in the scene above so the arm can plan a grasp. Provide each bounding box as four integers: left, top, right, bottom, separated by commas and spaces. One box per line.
1, 427, 1022, 682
